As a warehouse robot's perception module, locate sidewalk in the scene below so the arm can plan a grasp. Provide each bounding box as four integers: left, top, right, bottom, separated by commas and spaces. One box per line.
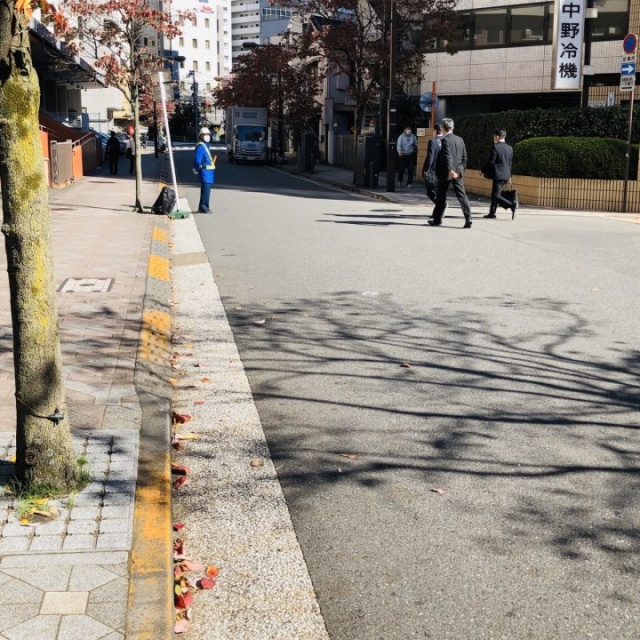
276, 160, 640, 223
0, 154, 173, 640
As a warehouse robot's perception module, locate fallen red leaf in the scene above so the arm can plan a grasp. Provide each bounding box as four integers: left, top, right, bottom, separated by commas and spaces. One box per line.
171, 464, 191, 476
173, 539, 185, 556
400, 362, 412, 368
193, 400, 205, 405
173, 476, 189, 490
173, 523, 185, 531
175, 590, 194, 610
197, 577, 216, 590
179, 561, 204, 572
172, 412, 192, 424
175, 617, 191, 634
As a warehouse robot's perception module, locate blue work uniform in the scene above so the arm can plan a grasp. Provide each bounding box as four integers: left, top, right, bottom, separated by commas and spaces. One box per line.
194, 141, 216, 212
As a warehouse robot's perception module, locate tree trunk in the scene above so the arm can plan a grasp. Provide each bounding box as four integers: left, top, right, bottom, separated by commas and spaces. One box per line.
0, 3, 80, 491
132, 88, 143, 212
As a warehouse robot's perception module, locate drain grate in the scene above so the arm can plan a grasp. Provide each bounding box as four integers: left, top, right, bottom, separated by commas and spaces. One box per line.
58, 278, 115, 293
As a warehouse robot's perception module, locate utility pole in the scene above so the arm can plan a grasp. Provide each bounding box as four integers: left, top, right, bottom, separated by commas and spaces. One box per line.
386, 0, 398, 192
188, 69, 199, 137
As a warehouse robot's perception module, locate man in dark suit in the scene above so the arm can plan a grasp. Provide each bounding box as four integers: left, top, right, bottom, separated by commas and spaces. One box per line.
427, 118, 473, 229
482, 129, 516, 218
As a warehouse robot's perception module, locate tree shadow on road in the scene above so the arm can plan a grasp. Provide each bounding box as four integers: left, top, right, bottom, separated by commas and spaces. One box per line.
218, 290, 640, 571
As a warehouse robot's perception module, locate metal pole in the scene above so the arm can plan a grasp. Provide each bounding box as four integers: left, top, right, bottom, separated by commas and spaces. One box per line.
430, 81, 437, 129
386, 0, 397, 192
153, 100, 158, 158
278, 43, 285, 162
158, 71, 180, 212
581, 0, 594, 108
623, 89, 635, 213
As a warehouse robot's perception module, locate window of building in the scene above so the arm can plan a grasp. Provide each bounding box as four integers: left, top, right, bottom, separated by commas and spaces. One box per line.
206, 61, 211, 71
192, 17, 197, 27
591, 0, 629, 40
510, 4, 546, 44
192, 39, 198, 48
179, 37, 184, 47
474, 8, 507, 47
206, 83, 211, 91
206, 40, 211, 49
205, 18, 210, 28
193, 60, 199, 71
448, 11, 473, 50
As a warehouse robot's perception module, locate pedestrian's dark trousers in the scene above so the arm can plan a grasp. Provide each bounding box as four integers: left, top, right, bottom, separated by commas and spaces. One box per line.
398, 154, 416, 185
109, 155, 118, 175
490, 179, 512, 214
432, 177, 472, 223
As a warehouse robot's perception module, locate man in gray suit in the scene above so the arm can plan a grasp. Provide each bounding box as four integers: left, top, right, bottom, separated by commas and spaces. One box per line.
427, 118, 473, 229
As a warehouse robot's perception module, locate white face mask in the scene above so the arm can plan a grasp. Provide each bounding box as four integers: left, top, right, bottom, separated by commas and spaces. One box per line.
203, 135, 211, 143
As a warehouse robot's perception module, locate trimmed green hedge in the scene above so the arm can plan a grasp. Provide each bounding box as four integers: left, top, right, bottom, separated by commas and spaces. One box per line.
512, 137, 639, 179
455, 106, 640, 172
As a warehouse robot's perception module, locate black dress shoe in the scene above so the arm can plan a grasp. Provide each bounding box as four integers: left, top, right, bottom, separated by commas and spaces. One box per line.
463, 221, 472, 229
484, 213, 496, 218
427, 219, 442, 226
511, 201, 518, 219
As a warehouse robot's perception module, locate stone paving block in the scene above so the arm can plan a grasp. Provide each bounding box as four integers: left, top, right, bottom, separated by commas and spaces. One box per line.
3, 566, 71, 591
1, 523, 32, 538
87, 576, 128, 603
2, 612, 59, 640
32, 518, 66, 536
0, 538, 31, 553
40, 591, 88, 614
100, 505, 131, 520
69, 507, 100, 521
98, 519, 128, 535
57, 614, 115, 640
66, 520, 97, 536
0, 576, 44, 603
62, 535, 96, 551
95, 532, 130, 550
101, 493, 131, 507
29, 535, 63, 552
68, 565, 120, 592
86, 601, 127, 630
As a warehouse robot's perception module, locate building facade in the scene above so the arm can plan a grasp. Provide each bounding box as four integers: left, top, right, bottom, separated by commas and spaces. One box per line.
420, 0, 639, 119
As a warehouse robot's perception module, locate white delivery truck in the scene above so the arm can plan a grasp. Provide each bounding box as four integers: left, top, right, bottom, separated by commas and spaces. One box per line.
225, 107, 268, 163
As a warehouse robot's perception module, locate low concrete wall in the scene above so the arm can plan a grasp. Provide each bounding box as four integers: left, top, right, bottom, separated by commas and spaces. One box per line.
464, 170, 640, 213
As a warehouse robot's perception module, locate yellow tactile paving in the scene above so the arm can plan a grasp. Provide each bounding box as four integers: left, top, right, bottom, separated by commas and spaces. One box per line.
148, 254, 170, 281
139, 309, 171, 365
153, 227, 168, 243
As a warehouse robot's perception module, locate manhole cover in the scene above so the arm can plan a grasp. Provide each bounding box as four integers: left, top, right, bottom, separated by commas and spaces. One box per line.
58, 278, 114, 293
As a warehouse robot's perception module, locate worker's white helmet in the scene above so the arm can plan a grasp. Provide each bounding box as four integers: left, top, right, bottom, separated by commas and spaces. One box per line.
199, 127, 211, 136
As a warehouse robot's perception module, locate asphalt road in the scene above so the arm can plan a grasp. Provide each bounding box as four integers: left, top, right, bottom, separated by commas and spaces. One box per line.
176, 148, 640, 640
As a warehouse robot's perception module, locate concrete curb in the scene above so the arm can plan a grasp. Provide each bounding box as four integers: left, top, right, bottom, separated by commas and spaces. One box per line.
126, 176, 175, 637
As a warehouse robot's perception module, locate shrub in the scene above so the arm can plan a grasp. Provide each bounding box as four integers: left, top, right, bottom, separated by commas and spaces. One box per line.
513, 137, 639, 179
455, 106, 640, 170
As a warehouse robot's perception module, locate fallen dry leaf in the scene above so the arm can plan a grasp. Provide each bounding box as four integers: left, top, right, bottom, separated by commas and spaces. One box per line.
340, 454, 358, 459
254, 319, 266, 325
175, 590, 194, 610
430, 487, 447, 495
205, 566, 221, 578
201, 377, 210, 383
172, 412, 192, 424
173, 476, 189, 490
197, 577, 216, 590
174, 617, 190, 634
250, 458, 262, 467
193, 399, 205, 405
173, 523, 185, 531
179, 561, 204, 572
171, 464, 191, 476
176, 433, 200, 441
400, 362, 412, 368
168, 378, 179, 386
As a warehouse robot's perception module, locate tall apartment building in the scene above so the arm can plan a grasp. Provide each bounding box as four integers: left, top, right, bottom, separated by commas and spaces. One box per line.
230, 0, 261, 62
163, 0, 232, 124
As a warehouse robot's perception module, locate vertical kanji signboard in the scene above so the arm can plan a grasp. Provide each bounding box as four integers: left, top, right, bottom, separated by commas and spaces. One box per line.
552, 0, 586, 89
